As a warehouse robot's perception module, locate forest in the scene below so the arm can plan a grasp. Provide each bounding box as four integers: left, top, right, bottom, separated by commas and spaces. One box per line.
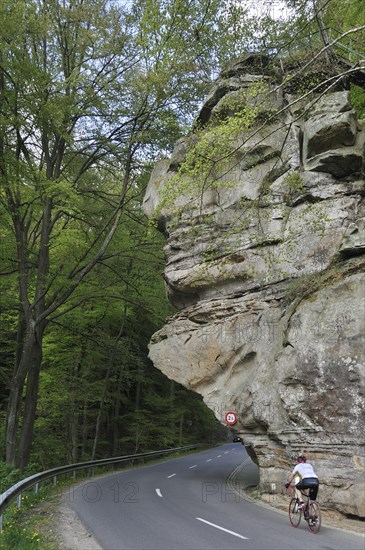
0, 0, 364, 486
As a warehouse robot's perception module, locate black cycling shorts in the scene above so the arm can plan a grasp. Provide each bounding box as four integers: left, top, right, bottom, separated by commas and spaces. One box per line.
296, 477, 319, 501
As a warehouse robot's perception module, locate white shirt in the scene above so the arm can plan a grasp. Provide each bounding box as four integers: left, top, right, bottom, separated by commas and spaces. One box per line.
292, 462, 318, 480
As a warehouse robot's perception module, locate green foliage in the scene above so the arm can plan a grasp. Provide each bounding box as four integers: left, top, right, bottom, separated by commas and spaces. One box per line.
283, 171, 305, 204
351, 84, 365, 119
220, 0, 307, 56
283, 69, 332, 95
0, 461, 43, 494
284, 172, 304, 193
0, 484, 59, 550
156, 80, 275, 219
0, 464, 57, 548
324, 0, 365, 45
13, 187, 221, 466
0, 463, 22, 494
0, 525, 43, 550
1, 0, 238, 470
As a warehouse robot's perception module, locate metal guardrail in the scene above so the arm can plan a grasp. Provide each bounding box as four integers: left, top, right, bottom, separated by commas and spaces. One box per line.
0, 444, 199, 530
328, 28, 365, 63
276, 26, 365, 65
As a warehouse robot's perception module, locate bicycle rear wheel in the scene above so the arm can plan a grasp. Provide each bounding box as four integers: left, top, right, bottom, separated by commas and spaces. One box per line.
307, 501, 321, 533
289, 498, 302, 527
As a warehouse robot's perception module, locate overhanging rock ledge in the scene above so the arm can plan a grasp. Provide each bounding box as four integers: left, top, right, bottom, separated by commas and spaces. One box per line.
143, 55, 365, 517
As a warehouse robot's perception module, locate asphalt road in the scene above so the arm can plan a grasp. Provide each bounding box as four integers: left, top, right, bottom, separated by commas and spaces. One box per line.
68, 444, 365, 549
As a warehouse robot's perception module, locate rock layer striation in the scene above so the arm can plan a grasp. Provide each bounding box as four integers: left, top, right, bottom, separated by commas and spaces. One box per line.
143, 56, 365, 517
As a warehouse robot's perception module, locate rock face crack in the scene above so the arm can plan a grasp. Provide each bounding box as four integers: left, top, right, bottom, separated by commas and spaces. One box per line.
143, 55, 365, 518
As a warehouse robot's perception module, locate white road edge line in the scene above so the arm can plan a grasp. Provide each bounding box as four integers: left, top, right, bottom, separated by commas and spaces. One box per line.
167, 474, 176, 478
196, 518, 249, 540
156, 489, 163, 497
189, 465, 197, 469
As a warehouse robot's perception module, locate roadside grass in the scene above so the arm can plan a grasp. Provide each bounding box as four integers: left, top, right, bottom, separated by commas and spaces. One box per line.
0, 488, 61, 550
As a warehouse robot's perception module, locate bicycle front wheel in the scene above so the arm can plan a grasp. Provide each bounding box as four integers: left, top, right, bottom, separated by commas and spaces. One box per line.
307, 501, 321, 534
289, 498, 302, 528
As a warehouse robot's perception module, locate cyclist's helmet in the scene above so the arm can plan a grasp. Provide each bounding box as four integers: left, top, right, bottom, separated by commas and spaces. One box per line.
297, 455, 306, 463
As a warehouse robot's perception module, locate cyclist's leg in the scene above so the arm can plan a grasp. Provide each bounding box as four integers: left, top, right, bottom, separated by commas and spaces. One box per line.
295, 483, 305, 504
307, 501, 321, 533
309, 483, 319, 501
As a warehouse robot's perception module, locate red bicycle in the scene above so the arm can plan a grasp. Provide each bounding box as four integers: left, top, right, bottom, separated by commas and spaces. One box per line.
287, 485, 321, 534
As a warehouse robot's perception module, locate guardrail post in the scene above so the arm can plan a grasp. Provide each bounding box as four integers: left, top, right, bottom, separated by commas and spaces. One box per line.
17, 494, 22, 509
53, 476, 57, 486
73, 470, 76, 480
0, 513, 3, 531
34, 482, 39, 495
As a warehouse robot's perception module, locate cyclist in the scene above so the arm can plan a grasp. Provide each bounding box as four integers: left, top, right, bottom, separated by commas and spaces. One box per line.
285, 455, 319, 509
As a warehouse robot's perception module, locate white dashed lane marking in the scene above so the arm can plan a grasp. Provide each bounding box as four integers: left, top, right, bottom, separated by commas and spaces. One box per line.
196, 518, 249, 540
156, 489, 163, 497
165, 450, 233, 479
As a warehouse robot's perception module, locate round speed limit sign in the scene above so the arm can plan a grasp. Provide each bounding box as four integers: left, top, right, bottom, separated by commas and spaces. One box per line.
225, 411, 237, 425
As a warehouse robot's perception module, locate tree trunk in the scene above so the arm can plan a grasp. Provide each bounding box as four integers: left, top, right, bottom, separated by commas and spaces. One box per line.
112, 362, 125, 456
179, 412, 184, 446
4, 310, 25, 460
81, 401, 89, 461
6, 319, 37, 466
91, 317, 127, 460
92, 276, 130, 459
170, 380, 175, 440
314, 0, 333, 61
69, 361, 82, 464
134, 365, 142, 454
70, 409, 79, 464
17, 322, 45, 471
6, 319, 46, 470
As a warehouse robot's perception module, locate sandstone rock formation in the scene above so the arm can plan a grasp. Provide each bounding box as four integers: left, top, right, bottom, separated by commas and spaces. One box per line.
143, 55, 365, 517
